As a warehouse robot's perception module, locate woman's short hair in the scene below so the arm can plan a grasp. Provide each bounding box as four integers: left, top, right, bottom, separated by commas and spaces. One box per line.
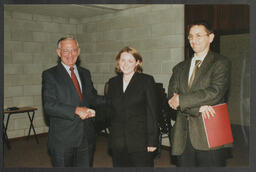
115, 46, 143, 74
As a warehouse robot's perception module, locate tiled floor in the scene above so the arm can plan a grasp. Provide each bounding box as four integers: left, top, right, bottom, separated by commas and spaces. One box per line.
3, 133, 249, 168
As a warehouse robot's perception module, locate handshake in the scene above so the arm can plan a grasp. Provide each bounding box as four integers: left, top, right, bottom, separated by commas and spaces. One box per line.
75, 106, 96, 120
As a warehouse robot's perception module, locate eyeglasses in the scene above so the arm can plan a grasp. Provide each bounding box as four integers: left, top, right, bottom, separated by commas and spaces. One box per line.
187, 33, 210, 41
60, 48, 79, 54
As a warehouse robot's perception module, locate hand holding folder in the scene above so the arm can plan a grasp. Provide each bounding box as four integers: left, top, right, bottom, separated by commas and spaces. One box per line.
201, 103, 234, 148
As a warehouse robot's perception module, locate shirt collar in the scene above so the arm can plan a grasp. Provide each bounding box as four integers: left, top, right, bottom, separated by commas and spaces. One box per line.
61, 62, 77, 72
192, 51, 208, 62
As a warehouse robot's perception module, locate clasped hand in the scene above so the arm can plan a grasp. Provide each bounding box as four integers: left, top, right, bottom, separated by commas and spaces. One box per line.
168, 93, 179, 110
75, 106, 95, 120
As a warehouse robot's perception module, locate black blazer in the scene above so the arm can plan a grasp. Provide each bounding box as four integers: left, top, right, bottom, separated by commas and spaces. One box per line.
106, 72, 159, 153
42, 62, 104, 151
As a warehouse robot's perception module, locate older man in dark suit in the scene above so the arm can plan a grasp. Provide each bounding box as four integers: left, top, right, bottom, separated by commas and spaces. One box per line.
168, 21, 232, 167
42, 35, 104, 167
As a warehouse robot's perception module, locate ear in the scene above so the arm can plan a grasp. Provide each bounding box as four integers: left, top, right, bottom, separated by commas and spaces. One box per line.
77, 48, 81, 56
209, 33, 215, 43
56, 49, 61, 57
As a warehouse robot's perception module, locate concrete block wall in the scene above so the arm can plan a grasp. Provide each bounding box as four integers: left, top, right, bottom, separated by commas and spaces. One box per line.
4, 5, 185, 146
4, 9, 79, 138
220, 34, 250, 126
77, 4, 184, 94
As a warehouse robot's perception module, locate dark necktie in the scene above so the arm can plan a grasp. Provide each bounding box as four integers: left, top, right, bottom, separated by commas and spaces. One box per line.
69, 67, 82, 101
188, 60, 201, 89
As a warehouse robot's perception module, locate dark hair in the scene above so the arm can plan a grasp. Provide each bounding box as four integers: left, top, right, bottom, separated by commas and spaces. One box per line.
187, 20, 214, 34
115, 46, 143, 74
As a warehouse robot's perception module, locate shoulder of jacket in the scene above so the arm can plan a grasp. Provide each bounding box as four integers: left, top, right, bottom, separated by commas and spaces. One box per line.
212, 52, 231, 65
43, 65, 57, 74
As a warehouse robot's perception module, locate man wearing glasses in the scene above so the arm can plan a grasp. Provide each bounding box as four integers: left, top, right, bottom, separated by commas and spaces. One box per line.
42, 35, 104, 167
168, 20, 232, 166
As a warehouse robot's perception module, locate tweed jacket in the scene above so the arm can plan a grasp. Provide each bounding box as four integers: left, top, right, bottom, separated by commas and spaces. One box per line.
168, 51, 232, 155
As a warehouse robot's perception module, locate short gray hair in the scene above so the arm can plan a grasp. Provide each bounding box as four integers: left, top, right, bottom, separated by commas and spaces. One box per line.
57, 35, 79, 49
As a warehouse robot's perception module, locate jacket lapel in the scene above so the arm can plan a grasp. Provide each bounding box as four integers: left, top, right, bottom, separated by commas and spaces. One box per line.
181, 59, 192, 92
123, 72, 138, 95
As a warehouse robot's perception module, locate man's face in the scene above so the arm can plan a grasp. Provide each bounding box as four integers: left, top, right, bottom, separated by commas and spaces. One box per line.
188, 25, 214, 55
56, 39, 80, 67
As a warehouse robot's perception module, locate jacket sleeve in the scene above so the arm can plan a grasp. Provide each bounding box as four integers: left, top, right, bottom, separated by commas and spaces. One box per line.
42, 71, 77, 121
145, 76, 159, 147
179, 59, 231, 113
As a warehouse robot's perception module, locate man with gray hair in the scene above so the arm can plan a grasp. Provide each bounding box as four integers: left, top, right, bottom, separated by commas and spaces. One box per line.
42, 35, 104, 167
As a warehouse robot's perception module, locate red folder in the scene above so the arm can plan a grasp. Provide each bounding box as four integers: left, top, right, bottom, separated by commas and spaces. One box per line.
202, 103, 233, 148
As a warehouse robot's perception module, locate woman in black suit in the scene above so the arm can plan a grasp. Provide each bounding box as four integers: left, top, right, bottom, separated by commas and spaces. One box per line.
106, 46, 159, 167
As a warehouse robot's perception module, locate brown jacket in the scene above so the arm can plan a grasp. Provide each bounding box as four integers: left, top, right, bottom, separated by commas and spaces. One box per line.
168, 51, 232, 155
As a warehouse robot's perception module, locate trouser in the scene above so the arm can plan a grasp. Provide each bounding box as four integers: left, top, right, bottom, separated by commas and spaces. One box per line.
49, 144, 94, 167
177, 131, 228, 167
112, 147, 154, 167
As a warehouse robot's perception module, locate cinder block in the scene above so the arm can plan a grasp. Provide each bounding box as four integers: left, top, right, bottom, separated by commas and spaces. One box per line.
33, 14, 52, 22
4, 64, 24, 75
14, 117, 30, 130
24, 42, 44, 53
12, 52, 33, 64
4, 51, 13, 64
33, 32, 50, 42
11, 30, 33, 41
150, 49, 171, 63
6, 129, 25, 139
33, 95, 42, 106
13, 96, 34, 107
42, 22, 60, 33
23, 64, 44, 74
77, 24, 83, 34
119, 26, 151, 41
12, 11, 33, 20
103, 30, 120, 41
23, 74, 42, 85
24, 20, 45, 32
5, 41, 24, 53
69, 18, 79, 24
59, 23, 77, 34
143, 62, 162, 74
52, 16, 68, 23
151, 4, 173, 11
170, 48, 184, 62
152, 23, 176, 37
4, 31, 11, 42
4, 97, 14, 109
24, 85, 41, 96
88, 63, 110, 73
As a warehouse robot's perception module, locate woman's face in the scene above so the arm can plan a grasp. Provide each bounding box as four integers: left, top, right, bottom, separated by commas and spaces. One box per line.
119, 52, 139, 75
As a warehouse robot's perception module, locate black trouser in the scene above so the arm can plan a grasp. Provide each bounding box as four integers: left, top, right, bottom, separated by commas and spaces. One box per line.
49, 144, 94, 167
177, 132, 228, 167
112, 147, 154, 167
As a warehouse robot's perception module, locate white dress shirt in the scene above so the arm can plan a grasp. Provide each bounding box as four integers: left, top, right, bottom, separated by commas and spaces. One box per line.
188, 52, 208, 84
61, 62, 82, 92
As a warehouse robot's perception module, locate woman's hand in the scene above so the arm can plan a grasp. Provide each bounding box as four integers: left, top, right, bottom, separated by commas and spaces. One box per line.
147, 146, 157, 152
199, 105, 215, 119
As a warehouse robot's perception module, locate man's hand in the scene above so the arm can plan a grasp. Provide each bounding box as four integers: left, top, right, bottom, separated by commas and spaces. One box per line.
168, 93, 179, 110
199, 105, 215, 119
147, 146, 157, 152
75, 106, 95, 120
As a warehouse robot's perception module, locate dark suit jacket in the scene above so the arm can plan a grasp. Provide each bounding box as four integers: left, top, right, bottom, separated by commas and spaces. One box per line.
168, 51, 232, 155
106, 72, 159, 153
42, 62, 104, 151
